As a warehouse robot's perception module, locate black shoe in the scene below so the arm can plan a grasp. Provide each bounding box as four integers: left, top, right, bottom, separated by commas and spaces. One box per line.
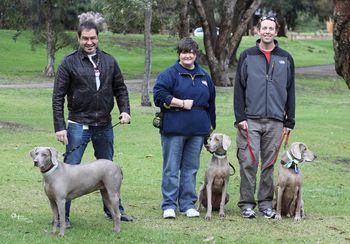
52, 218, 72, 228
260, 208, 276, 219
241, 208, 256, 219
65, 218, 72, 228
105, 212, 134, 222
120, 212, 134, 222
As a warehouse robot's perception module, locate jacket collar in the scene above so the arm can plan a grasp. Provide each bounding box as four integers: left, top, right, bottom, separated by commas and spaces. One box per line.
256, 39, 279, 52
78, 48, 101, 60
174, 60, 205, 76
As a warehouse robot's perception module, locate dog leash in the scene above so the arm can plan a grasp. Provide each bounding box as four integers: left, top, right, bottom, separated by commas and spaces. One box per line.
229, 162, 236, 176
245, 128, 257, 165
246, 128, 291, 168
62, 121, 121, 157
263, 130, 291, 169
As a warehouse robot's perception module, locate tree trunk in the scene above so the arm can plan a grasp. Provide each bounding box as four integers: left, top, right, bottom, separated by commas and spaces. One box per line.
178, 0, 190, 38
333, 0, 350, 89
193, 0, 262, 86
141, 0, 152, 106
277, 16, 287, 37
44, 1, 55, 77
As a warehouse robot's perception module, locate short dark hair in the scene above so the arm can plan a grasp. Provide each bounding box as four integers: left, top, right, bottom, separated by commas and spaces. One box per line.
77, 21, 99, 38
177, 37, 199, 55
257, 16, 280, 31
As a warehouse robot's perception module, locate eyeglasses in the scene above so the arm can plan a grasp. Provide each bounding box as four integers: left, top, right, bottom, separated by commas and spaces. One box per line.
260, 16, 277, 22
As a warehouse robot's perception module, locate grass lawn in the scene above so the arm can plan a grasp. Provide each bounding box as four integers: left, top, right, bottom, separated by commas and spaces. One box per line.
0, 73, 349, 242
0, 30, 334, 84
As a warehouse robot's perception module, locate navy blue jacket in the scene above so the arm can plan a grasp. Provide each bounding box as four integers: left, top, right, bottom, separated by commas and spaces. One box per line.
153, 61, 216, 136
234, 39, 295, 129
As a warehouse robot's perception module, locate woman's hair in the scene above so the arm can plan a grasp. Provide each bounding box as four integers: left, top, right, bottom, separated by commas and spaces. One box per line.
77, 21, 99, 38
256, 16, 280, 31
177, 37, 199, 55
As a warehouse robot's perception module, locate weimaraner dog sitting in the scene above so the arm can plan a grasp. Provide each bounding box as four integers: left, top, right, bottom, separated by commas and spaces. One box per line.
198, 133, 232, 220
30, 147, 122, 237
273, 142, 316, 222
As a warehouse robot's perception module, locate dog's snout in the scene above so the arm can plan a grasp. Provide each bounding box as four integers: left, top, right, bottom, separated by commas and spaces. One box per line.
33, 159, 39, 167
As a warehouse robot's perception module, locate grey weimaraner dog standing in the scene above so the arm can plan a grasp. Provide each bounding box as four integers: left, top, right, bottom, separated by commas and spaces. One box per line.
198, 133, 232, 220
273, 142, 316, 222
30, 147, 122, 236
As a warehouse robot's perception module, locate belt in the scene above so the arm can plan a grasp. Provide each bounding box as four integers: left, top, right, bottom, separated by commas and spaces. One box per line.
168, 106, 207, 111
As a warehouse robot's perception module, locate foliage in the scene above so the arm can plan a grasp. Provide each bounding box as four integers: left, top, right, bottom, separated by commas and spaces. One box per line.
0, 75, 349, 243
260, 0, 334, 31
0, 0, 31, 29
294, 13, 324, 32
31, 0, 92, 48
98, 0, 145, 33
98, 0, 179, 34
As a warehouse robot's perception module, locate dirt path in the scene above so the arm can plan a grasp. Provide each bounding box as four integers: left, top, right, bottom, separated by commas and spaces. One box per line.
295, 64, 337, 76
0, 64, 338, 90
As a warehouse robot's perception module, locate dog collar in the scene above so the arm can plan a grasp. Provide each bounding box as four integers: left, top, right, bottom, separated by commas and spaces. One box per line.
213, 152, 227, 159
41, 163, 58, 177
281, 151, 300, 174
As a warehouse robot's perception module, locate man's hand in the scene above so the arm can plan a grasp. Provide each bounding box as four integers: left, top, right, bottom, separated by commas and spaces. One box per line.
284, 127, 292, 134
119, 112, 131, 124
237, 120, 248, 130
56, 130, 68, 145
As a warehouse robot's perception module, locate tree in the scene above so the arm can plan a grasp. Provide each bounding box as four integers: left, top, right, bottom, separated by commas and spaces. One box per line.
31, 0, 92, 77
333, 0, 350, 89
141, 0, 153, 106
193, 0, 262, 86
178, 0, 191, 38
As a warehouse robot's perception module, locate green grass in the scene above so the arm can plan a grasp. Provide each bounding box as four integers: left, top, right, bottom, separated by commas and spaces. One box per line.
0, 30, 334, 84
0, 74, 349, 243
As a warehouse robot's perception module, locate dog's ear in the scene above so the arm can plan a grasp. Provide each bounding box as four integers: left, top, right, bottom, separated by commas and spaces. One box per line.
290, 142, 303, 160
49, 147, 59, 165
222, 134, 231, 151
30, 147, 38, 159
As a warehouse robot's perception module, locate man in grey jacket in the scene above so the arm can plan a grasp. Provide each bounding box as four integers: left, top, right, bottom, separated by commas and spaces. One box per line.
234, 16, 295, 219
53, 21, 133, 226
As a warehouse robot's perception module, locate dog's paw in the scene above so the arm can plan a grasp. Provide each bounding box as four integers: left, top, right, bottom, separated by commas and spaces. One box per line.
205, 214, 212, 220
113, 226, 121, 233
275, 214, 282, 220
294, 215, 302, 222
219, 212, 225, 218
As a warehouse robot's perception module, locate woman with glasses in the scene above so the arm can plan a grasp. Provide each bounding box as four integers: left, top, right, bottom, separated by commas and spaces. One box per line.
233, 16, 295, 219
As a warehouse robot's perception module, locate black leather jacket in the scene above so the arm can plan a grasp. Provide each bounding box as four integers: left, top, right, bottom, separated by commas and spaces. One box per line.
53, 48, 130, 132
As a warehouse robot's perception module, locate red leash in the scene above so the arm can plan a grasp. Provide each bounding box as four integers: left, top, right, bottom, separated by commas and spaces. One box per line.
264, 130, 291, 169
246, 128, 257, 165
245, 128, 291, 168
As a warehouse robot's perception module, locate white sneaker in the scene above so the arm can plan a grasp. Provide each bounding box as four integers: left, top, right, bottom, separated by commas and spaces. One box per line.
163, 209, 176, 219
182, 208, 200, 217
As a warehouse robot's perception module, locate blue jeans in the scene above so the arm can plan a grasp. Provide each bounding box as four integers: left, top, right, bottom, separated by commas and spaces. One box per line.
160, 134, 203, 212
64, 122, 124, 219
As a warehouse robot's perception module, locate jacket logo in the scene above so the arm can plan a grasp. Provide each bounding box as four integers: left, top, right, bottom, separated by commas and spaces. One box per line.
279, 60, 285, 64
201, 80, 208, 87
